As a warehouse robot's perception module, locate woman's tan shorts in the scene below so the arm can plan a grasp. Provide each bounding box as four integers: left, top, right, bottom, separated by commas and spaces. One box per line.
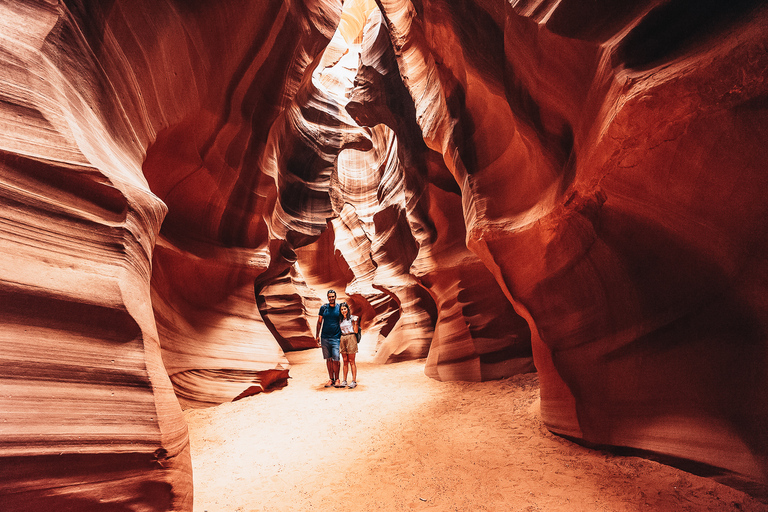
340, 333, 358, 354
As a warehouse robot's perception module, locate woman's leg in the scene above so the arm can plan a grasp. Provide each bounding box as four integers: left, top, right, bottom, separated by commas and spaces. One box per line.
342, 352, 349, 382
349, 353, 357, 382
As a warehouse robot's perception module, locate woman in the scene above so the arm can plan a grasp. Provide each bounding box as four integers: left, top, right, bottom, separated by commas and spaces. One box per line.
338, 302, 359, 389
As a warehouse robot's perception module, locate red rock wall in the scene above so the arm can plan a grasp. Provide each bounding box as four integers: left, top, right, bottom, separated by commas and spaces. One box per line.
0, 0, 333, 508
0, 1, 192, 509
376, 0, 768, 491
1, 0, 767, 508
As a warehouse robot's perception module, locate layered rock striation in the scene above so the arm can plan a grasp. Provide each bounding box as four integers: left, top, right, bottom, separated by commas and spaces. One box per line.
0, 0, 766, 509
374, 0, 768, 493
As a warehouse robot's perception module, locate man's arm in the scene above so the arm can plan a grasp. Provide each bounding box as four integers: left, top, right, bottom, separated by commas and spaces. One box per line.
315, 307, 323, 345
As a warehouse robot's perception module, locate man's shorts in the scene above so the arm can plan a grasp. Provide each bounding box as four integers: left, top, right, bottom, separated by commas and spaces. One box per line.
321, 337, 340, 361
340, 333, 358, 355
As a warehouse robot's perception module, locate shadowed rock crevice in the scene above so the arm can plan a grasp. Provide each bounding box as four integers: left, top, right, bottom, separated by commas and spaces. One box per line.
617, 0, 765, 70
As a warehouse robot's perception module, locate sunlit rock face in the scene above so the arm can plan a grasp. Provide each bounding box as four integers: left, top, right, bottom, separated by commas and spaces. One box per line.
1, 0, 767, 508
0, 1, 193, 509
0, 0, 334, 508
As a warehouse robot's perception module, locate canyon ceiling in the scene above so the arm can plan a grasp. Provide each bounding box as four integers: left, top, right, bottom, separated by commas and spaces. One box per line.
1, 0, 767, 509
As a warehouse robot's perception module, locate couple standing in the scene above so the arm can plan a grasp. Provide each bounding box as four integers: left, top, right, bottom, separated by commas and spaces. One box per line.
315, 289, 359, 389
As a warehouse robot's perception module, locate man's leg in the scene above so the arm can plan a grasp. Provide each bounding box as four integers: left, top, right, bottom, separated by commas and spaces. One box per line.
321, 338, 334, 386
333, 359, 341, 385
330, 339, 341, 385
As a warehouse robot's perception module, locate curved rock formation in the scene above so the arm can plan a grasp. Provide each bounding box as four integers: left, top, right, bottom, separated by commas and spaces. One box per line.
1, 0, 767, 508
0, 0, 333, 508
375, 0, 768, 492
0, 1, 191, 509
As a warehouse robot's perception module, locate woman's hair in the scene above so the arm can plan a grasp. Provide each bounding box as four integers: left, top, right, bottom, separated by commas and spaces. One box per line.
339, 302, 351, 320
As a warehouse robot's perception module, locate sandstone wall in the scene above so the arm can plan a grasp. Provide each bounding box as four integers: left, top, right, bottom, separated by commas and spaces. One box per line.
0, 0, 766, 508
375, 0, 768, 491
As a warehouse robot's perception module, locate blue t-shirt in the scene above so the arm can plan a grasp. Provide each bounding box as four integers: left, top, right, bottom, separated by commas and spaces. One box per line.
319, 303, 341, 340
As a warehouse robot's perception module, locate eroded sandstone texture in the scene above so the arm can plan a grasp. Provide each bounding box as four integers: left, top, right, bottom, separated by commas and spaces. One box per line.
1, 0, 766, 509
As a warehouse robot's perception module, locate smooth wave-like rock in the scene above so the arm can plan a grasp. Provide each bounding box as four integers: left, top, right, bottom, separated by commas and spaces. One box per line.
1, 0, 767, 508
376, 0, 768, 492
0, 0, 191, 508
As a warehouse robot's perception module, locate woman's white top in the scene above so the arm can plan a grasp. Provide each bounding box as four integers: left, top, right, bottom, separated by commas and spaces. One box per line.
340, 315, 358, 335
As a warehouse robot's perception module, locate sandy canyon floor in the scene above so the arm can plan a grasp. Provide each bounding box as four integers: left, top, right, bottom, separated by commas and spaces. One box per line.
185, 350, 767, 512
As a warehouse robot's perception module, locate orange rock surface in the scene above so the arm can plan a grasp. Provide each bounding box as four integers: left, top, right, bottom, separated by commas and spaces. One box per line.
0, 0, 766, 509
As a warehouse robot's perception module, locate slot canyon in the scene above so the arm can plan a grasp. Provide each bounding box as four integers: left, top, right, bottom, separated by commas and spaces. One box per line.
1, 0, 767, 510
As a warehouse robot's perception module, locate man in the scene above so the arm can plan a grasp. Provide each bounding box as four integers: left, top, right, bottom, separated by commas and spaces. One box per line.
316, 289, 342, 387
